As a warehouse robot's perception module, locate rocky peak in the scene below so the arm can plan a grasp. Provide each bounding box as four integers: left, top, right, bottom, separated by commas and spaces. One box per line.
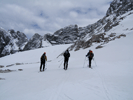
0, 28, 11, 45
31, 33, 42, 40
9, 29, 27, 41
0, 28, 28, 57
54, 25, 78, 35
106, 0, 133, 16
23, 33, 43, 51
68, 0, 133, 51
8, 29, 28, 48
46, 25, 79, 44
0, 28, 11, 57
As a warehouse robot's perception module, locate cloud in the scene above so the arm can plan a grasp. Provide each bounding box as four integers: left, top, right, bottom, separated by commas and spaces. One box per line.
69, 11, 78, 18
0, 0, 112, 38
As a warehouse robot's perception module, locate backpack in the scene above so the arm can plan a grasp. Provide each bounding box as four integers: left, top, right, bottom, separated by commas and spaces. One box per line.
89, 51, 94, 58
41, 54, 46, 62
64, 51, 70, 58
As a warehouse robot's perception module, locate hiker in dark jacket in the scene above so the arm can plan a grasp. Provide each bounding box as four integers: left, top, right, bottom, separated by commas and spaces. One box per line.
86, 50, 94, 68
63, 49, 70, 70
40, 52, 47, 71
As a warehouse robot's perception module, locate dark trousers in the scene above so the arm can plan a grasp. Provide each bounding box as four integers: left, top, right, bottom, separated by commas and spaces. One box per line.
64, 58, 69, 69
40, 62, 45, 71
89, 57, 92, 67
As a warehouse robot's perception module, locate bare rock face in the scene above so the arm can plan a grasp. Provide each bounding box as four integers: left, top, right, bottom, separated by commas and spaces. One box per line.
0, 28, 28, 57
69, 33, 126, 51
23, 33, 43, 51
0, 28, 51, 58
68, 0, 133, 51
106, 0, 133, 17
46, 25, 79, 44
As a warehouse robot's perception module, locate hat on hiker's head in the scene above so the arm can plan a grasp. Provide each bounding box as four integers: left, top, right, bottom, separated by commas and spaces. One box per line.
44, 52, 46, 54
89, 50, 92, 52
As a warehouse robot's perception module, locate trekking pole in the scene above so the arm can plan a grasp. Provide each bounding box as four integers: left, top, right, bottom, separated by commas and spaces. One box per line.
58, 58, 63, 62
93, 58, 97, 67
59, 60, 63, 68
83, 57, 86, 68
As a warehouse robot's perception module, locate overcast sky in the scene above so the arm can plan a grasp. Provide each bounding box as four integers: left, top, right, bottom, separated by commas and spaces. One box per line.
0, 0, 112, 38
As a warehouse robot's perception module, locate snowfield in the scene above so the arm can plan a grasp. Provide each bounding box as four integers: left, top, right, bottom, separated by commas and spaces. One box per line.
0, 33, 133, 100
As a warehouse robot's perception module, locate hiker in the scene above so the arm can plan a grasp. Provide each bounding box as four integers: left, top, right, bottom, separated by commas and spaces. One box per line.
63, 49, 70, 70
40, 52, 47, 71
86, 50, 94, 68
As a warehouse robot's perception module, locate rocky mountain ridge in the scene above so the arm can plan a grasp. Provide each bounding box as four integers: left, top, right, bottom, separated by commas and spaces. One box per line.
68, 0, 133, 50
45, 25, 79, 44
106, 0, 133, 17
0, 28, 52, 57
0, 28, 28, 57
0, 0, 133, 57
45, 0, 133, 47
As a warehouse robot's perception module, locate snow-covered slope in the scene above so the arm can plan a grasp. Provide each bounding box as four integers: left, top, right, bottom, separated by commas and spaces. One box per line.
0, 32, 133, 100
70, 10, 133, 51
